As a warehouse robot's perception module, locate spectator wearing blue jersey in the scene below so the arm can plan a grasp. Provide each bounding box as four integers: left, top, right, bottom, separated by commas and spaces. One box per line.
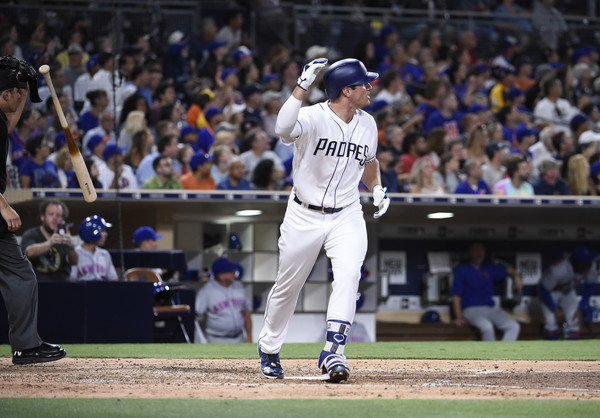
217, 156, 252, 190
423, 91, 463, 140
454, 159, 491, 194
451, 242, 523, 341
19, 133, 58, 189
511, 126, 536, 159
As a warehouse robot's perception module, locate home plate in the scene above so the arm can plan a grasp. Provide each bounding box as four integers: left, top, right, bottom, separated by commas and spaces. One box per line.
284, 375, 323, 380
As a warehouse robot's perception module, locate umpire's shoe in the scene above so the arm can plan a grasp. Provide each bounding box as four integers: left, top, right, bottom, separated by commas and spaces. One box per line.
12, 342, 67, 365
258, 345, 284, 379
319, 350, 349, 383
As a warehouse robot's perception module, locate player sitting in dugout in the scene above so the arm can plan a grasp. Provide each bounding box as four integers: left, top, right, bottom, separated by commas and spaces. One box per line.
195, 257, 251, 343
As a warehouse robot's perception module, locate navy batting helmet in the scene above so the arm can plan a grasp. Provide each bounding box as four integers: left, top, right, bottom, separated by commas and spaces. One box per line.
323, 58, 378, 100
78, 215, 112, 243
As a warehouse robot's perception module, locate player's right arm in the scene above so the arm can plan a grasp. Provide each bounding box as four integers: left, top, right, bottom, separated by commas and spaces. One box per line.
275, 58, 328, 142
274, 89, 304, 142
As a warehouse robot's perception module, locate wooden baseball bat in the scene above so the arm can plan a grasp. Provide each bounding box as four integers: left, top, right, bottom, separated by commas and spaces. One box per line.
38, 64, 97, 203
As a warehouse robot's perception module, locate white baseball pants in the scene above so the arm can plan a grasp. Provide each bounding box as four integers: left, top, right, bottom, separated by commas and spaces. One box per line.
258, 197, 367, 354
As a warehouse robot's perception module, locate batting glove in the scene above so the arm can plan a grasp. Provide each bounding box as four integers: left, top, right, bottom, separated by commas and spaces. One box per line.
297, 58, 328, 90
373, 185, 390, 219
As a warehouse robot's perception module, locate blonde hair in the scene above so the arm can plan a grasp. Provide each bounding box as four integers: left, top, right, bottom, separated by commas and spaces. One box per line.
408, 157, 437, 189
54, 147, 71, 170
567, 154, 589, 195
125, 110, 146, 135
466, 125, 489, 160
212, 131, 238, 153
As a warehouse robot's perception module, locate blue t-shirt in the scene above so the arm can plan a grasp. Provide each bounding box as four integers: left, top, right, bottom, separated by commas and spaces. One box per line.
79, 111, 99, 133
451, 263, 506, 309
454, 179, 491, 195
217, 177, 252, 191
533, 178, 569, 195
423, 110, 463, 137
20, 159, 59, 188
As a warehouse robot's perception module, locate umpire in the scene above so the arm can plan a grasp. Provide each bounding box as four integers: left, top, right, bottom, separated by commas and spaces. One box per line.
0, 56, 66, 364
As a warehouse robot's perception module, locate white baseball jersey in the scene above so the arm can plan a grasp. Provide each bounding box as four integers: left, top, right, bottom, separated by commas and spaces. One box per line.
286, 103, 377, 209
258, 98, 375, 354
98, 163, 139, 190
71, 245, 118, 281
540, 259, 598, 294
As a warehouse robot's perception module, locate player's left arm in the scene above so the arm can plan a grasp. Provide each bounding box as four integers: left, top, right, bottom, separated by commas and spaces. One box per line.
361, 159, 390, 219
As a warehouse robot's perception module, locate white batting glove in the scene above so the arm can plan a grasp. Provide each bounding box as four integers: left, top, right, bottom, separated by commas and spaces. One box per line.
297, 58, 328, 90
373, 185, 390, 219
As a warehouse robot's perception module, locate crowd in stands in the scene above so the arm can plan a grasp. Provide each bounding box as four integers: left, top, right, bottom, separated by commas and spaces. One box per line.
2, 1, 600, 197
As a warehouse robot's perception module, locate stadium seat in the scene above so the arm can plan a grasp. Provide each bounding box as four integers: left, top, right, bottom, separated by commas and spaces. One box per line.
125, 268, 193, 343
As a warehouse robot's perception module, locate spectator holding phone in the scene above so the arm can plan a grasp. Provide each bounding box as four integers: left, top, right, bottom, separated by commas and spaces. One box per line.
21, 199, 78, 282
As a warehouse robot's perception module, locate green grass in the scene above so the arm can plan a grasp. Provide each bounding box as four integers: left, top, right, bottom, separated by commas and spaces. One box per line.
2, 340, 598, 361
0, 398, 598, 418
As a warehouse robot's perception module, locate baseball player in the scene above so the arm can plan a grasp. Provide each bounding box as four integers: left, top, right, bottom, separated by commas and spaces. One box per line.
0, 56, 66, 365
195, 257, 251, 343
257, 58, 390, 383
540, 246, 598, 339
71, 215, 118, 281
451, 242, 523, 341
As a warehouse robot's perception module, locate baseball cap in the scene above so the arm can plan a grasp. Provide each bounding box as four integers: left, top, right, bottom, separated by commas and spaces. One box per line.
492, 65, 515, 80
133, 226, 163, 244
571, 246, 597, 264
261, 90, 282, 107
208, 40, 227, 52
485, 141, 509, 160
214, 121, 237, 134
203, 107, 222, 123
54, 131, 66, 149
534, 63, 554, 81
67, 43, 84, 55
570, 114, 589, 132
212, 257, 240, 276
168, 30, 185, 45
87, 134, 108, 152
102, 144, 126, 160
508, 87, 525, 101
466, 103, 489, 114
261, 73, 279, 84
503, 35, 520, 49
571, 47, 590, 64
220, 67, 239, 81
305, 45, 328, 62
578, 130, 600, 144
380, 24, 397, 39
180, 124, 196, 139
233, 45, 254, 62
515, 127, 538, 141
242, 83, 262, 99
189, 152, 213, 171
86, 54, 99, 71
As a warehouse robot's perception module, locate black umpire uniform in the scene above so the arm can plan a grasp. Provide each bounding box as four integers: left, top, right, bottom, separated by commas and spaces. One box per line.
0, 103, 45, 352
0, 56, 65, 364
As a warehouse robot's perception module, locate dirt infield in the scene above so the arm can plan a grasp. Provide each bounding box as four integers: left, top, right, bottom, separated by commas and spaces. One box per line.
1, 358, 599, 400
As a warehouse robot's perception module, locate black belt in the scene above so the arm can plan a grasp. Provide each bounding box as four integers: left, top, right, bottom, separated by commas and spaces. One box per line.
293, 195, 344, 214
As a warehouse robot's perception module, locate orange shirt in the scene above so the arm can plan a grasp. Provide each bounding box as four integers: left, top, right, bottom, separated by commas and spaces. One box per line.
180, 172, 216, 190
186, 104, 208, 130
